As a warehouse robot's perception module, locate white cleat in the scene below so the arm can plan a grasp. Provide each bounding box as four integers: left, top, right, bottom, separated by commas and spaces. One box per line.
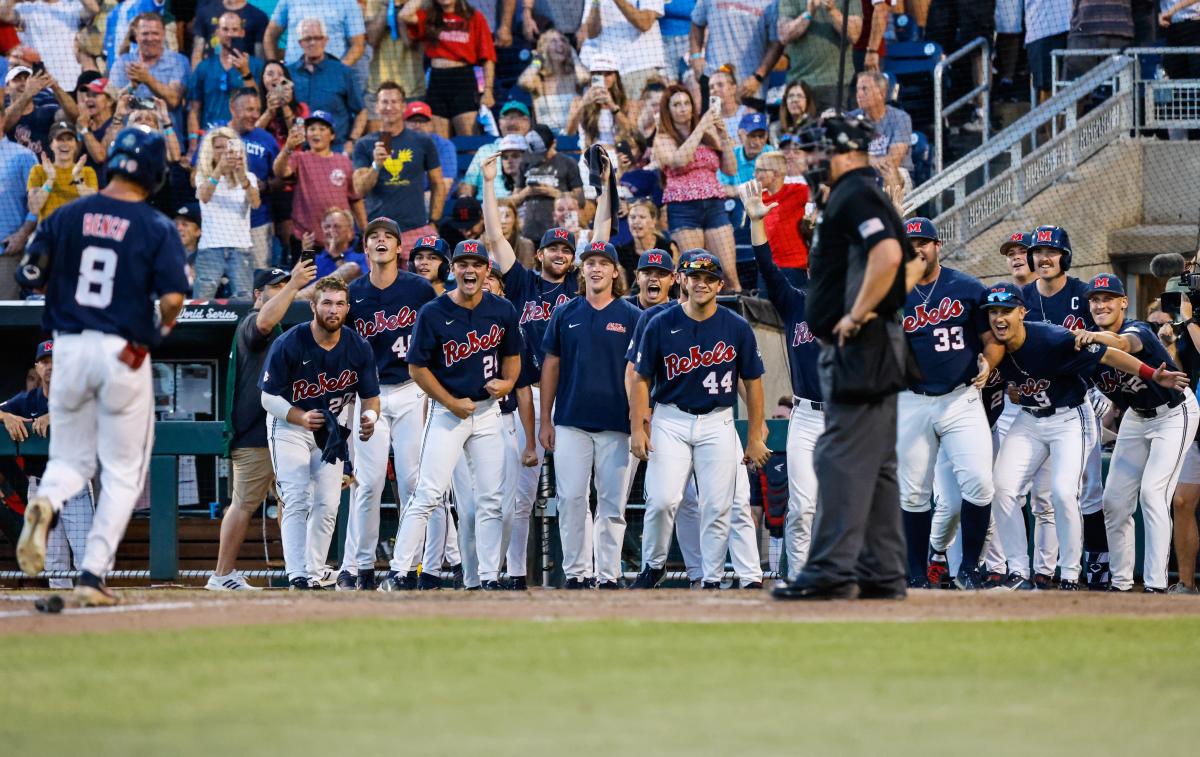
205, 572, 263, 591
16, 496, 53, 576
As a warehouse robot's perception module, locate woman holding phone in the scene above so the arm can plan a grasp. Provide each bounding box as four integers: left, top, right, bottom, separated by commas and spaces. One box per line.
565, 55, 632, 154
193, 127, 262, 299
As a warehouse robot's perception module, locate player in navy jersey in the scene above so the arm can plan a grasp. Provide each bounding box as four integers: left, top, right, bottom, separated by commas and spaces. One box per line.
982, 282, 1188, 590
14, 126, 189, 606
630, 251, 770, 589
260, 276, 381, 588
331, 218, 437, 591
741, 181, 823, 581
628, 249, 675, 310
409, 235, 452, 295
381, 240, 522, 591
540, 241, 641, 588
1076, 274, 1200, 592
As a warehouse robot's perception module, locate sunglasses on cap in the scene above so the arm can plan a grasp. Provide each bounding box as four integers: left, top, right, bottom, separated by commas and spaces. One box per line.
985, 291, 1019, 305
681, 258, 720, 275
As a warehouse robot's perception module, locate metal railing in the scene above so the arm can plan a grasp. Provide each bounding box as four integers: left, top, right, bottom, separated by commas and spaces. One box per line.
933, 36, 992, 174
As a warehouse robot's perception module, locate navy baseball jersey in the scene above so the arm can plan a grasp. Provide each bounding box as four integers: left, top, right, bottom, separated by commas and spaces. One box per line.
28, 194, 190, 347
406, 292, 522, 401
903, 266, 988, 394
996, 322, 1107, 410
1022, 276, 1094, 331
634, 305, 765, 411
1090, 320, 1182, 412
625, 301, 677, 364
502, 265, 578, 364
260, 324, 380, 415
543, 296, 642, 434
348, 271, 436, 386
0, 386, 49, 419
753, 242, 821, 402
499, 327, 538, 414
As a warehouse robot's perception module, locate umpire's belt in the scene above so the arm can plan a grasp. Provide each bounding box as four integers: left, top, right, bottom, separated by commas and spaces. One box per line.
1022, 401, 1083, 419
1131, 393, 1185, 419
793, 396, 824, 412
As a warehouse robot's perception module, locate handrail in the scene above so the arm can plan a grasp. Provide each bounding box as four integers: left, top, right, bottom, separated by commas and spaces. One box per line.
1050, 46, 1200, 96
933, 36, 991, 174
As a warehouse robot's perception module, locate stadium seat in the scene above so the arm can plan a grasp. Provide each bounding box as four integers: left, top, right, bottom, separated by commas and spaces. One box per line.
883, 40, 943, 137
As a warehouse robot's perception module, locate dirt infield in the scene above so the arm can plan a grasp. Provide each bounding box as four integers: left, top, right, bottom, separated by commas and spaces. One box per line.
3, 586, 1200, 635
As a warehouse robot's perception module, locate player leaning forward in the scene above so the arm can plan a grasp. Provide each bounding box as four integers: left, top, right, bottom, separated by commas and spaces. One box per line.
15, 126, 189, 606
630, 251, 771, 588
1076, 274, 1199, 592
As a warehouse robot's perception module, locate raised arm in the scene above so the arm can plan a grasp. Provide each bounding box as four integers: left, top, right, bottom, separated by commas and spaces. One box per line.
589, 152, 614, 244
481, 153, 518, 273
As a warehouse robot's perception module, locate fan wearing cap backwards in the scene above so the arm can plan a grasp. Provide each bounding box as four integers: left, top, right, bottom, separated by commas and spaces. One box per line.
1076, 274, 1200, 593
980, 282, 1188, 591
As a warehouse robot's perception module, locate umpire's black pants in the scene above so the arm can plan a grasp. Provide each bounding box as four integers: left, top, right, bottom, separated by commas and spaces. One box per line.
799, 394, 906, 591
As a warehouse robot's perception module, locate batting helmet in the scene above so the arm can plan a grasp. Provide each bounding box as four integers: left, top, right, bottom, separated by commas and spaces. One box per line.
106, 125, 167, 193
408, 235, 450, 282
1026, 225, 1072, 272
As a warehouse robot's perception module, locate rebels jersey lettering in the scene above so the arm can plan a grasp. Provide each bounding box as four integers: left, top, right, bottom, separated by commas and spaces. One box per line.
903, 266, 988, 394
348, 271, 436, 385
1022, 276, 1094, 331
753, 242, 821, 402
1090, 320, 1182, 412
260, 324, 380, 415
407, 292, 521, 401
543, 296, 642, 434
634, 305, 765, 410
29, 194, 189, 347
996, 322, 1107, 410
502, 265, 578, 364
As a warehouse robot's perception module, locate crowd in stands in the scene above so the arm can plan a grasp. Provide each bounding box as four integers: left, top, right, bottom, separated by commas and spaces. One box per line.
2, 0, 1199, 301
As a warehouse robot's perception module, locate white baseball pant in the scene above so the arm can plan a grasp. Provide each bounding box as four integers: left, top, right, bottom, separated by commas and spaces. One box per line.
504, 407, 534, 577
1104, 390, 1199, 590
929, 445, 1007, 574
784, 400, 823, 580
340, 382, 424, 572
675, 481, 702, 581
267, 417, 343, 581
422, 496, 461, 578
897, 384, 995, 513
390, 399, 506, 581
554, 425, 634, 582
1081, 389, 1110, 516
642, 404, 738, 583
29, 476, 93, 589
452, 410, 519, 586
673, 463, 760, 583
33, 332, 153, 578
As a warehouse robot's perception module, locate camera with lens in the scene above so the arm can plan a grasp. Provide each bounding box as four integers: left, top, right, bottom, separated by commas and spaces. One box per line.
1151, 253, 1200, 319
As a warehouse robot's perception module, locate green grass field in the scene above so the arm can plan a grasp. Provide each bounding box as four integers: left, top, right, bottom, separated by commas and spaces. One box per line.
5, 615, 1198, 756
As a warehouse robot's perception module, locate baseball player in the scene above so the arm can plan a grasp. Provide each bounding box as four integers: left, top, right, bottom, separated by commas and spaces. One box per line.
410, 235, 451, 295
1021, 224, 1110, 588
260, 276, 380, 588
895, 217, 997, 590
981, 282, 1188, 590
540, 241, 641, 588
741, 181, 823, 581
0, 341, 94, 590
1077, 274, 1200, 592
629, 250, 675, 310
381, 240, 522, 591
630, 251, 770, 588
334, 219, 436, 591
14, 126, 189, 606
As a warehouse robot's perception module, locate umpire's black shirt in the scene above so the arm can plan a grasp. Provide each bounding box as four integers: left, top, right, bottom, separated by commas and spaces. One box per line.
805, 166, 911, 340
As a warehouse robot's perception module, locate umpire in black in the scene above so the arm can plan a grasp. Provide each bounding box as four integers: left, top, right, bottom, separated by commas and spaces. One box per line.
774, 112, 918, 601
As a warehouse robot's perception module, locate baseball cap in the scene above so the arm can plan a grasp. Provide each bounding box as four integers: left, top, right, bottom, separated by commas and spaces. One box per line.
253, 267, 291, 290
980, 282, 1025, 310
904, 217, 939, 241
304, 110, 335, 129
539, 227, 576, 251
499, 100, 531, 117
74, 70, 105, 94
35, 340, 53, 361
1086, 273, 1125, 297
447, 196, 483, 230
173, 203, 202, 225
739, 112, 769, 134
452, 239, 489, 264
411, 234, 450, 259
589, 54, 618, 74
777, 131, 798, 147
403, 101, 432, 121
526, 124, 554, 154
636, 249, 674, 273
679, 250, 723, 280
581, 240, 617, 264
999, 230, 1032, 254
48, 121, 77, 141
364, 216, 401, 241
498, 134, 529, 154
4, 66, 33, 86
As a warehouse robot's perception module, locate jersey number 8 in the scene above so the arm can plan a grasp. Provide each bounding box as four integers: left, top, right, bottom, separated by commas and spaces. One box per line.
932, 326, 965, 352
702, 370, 734, 395
75, 245, 118, 308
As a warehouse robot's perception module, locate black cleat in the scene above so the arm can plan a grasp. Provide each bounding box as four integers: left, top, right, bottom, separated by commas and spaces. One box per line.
506, 576, 528, 591
356, 569, 376, 591
449, 563, 464, 589
1058, 579, 1081, 591
772, 575, 857, 600
377, 570, 417, 591
1032, 573, 1057, 590
629, 564, 665, 589
74, 570, 119, 606
596, 580, 623, 590
953, 567, 984, 591
480, 580, 503, 591
564, 577, 589, 590
335, 570, 357, 591
701, 581, 721, 590
858, 583, 907, 600
289, 576, 315, 591
1001, 573, 1034, 591
417, 572, 442, 590
907, 576, 932, 589
739, 580, 764, 589
981, 571, 1007, 590
1144, 586, 1167, 594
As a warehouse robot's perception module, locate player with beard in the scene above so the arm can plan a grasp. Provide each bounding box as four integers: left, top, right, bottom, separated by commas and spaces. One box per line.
629, 250, 675, 309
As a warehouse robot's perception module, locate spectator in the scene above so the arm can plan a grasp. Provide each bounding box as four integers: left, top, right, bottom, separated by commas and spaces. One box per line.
272, 109, 365, 258
653, 83, 740, 290
615, 197, 676, 281
173, 203, 202, 276
851, 71, 912, 195
615, 133, 661, 205
264, 0, 365, 68
26, 121, 96, 221
689, 0, 782, 99
659, 0, 694, 82
0, 0, 97, 86
770, 79, 816, 145
493, 132, 528, 200
437, 194, 484, 247
1159, 1, 1200, 81
515, 124, 583, 245
224, 87, 280, 270
72, 73, 117, 170
565, 54, 631, 153
516, 28, 586, 133
287, 18, 367, 153
632, 76, 666, 137
752, 150, 809, 284
108, 13, 190, 137
778, 0, 862, 111
853, 0, 894, 74
1067, 0, 1134, 80
522, 0, 584, 37
403, 100, 457, 200
192, 0, 269, 67
3, 66, 59, 154
0, 130, 36, 297
1026, 0, 1072, 103
709, 65, 749, 140
401, 0, 497, 138
496, 196, 535, 268
110, 95, 189, 214
351, 80, 445, 258
719, 111, 773, 195
579, 0, 666, 100
460, 99, 532, 197
194, 126, 261, 299
364, 0, 427, 129
256, 60, 307, 147
101, 0, 163, 65
308, 206, 367, 282
777, 131, 809, 182
186, 12, 264, 135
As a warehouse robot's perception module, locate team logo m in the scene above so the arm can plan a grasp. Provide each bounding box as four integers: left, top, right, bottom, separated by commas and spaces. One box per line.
906, 221, 922, 234
462, 242, 479, 254
1036, 230, 1053, 242
646, 253, 663, 265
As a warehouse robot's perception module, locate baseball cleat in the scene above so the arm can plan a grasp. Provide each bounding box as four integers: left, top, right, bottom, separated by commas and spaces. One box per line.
701, 581, 721, 590
417, 572, 442, 591
480, 580, 503, 591
629, 564, 665, 589
1000, 573, 1033, 591
563, 577, 589, 590
953, 567, 984, 591
449, 563, 464, 589
313, 566, 337, 588
739, 580, 764, 589
206, 572, 261, 591
1143, 587, 1167, 594
926, 552, 952, 590
356, 569, 376, 591
981, 571, 1007, 590
907, 576, 932, 589
689, 579, 703, 590
1167, 582, 1200, 595
377, 570, 416, 591
74, 571, 118, 606
506, 576, 528, 591
596, 580, 623, 590
1106, 585, 1130, 593
335, 570, 357, 591
16, 495, 53, 576
1058, 579, 1081, 591
1031, 573, 1057, 590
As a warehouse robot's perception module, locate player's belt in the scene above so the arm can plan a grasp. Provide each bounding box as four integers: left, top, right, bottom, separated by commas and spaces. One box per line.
675, 404, 721, 416
907, 381, 970, 397
792, 396, 824, 412
1022, 401, 1083, 419
1131, 393, 1185, 419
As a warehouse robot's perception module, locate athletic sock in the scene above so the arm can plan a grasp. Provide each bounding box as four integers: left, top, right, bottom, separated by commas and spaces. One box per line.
1083, 510, 1111, 586
901, 509, 933, 581
959, 501, 991, 572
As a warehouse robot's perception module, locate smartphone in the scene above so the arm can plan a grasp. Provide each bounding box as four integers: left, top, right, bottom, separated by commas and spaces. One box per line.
564, 210, 579, 229
300, 248, 315, 265
591, 74, 606, 89
709, 95, 721, 112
